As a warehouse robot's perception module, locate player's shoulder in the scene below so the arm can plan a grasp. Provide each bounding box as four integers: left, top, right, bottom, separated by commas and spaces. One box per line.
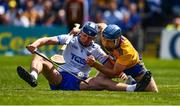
56, 34, 69, 39
57, 34, 69, 37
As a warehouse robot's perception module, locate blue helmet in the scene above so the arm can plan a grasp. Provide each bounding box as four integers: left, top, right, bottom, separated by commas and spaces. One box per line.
82, 21, 98, 37
102, 24, 122, 39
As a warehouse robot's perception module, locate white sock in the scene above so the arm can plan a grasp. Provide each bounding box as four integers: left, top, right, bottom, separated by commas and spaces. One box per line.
30, 71, 38, 80
126, 84, 137, 92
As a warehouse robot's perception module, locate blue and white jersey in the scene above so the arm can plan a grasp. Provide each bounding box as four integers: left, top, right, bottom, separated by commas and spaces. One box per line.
56, 34, 108, 78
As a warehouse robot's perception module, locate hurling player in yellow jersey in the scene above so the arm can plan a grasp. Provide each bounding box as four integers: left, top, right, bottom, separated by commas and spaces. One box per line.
86, 24, 158, 92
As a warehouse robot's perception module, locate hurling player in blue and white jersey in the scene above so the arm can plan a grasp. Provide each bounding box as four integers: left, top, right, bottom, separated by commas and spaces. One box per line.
17, 21, 139, 91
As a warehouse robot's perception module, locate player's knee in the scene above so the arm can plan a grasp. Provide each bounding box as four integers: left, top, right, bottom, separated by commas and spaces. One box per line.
93, 77, 108, 88
85, 77, 103, 90
90, 77, 104, 86
34, 54, 45, 62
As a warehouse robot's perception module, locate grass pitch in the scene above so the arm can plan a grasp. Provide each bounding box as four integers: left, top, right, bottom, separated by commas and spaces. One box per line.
0, 56, 180, 105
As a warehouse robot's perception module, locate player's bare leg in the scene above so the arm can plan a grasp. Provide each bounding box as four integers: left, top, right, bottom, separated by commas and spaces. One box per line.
135, 72, 158, 92
80, 76, 136, 91
17, 54, 62, 87
31, 55, 62, 85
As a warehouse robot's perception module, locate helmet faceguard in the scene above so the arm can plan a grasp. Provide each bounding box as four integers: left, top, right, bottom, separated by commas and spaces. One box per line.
102, 24, 122, 50
81, 21, 98, 37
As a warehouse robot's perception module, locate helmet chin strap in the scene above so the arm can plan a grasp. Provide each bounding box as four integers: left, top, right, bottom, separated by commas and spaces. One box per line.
103, 38, 120, 52
114, 38, 120, 49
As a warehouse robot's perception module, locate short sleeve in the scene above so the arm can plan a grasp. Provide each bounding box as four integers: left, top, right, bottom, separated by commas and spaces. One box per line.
56, 34, 69, 45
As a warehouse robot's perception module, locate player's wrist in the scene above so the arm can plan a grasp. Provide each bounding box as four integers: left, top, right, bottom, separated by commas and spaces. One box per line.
93, 62, 100, 68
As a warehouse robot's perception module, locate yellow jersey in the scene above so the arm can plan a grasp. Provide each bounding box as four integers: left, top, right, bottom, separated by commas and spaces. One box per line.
108, 36, 140, 69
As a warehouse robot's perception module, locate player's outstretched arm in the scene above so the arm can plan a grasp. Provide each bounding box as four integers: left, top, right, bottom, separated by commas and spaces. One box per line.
86, 55, 126, 78
27, 37, 58, 54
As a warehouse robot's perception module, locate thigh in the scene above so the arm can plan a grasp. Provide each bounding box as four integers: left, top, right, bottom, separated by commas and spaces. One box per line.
135, 71, 158, 92
42, 60, 62, 85
50, 72, 81, 90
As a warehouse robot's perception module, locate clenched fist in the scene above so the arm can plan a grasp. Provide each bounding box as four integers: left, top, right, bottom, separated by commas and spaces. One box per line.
86, 55, 96, 67
26, 45, 37, 54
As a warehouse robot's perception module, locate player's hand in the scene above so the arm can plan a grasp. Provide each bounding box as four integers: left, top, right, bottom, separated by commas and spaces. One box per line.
97, 23, 107, 32
69, 26, 81, 35
86, 55, 96, 67
26, 45, 37, 54
119, 72, 128, 80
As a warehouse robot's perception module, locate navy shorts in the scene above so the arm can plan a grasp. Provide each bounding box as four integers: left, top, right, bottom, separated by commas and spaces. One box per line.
49, 72, 86, 90
124, 62, 146, 78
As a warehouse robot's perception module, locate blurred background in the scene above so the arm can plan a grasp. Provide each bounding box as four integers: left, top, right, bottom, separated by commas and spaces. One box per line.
0, 0, 180, 59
